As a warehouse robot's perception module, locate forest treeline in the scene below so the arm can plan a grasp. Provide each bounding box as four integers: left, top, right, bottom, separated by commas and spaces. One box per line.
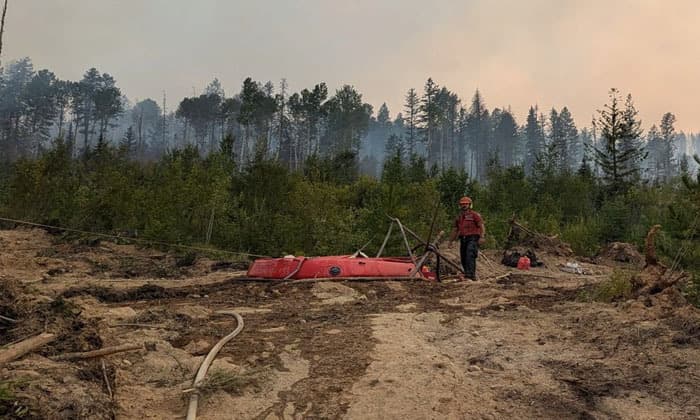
0, 57, 698, 303
1, 58, 699, 180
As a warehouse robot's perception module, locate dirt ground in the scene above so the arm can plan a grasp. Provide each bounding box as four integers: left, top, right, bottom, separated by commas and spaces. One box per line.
1, 228, 699, 419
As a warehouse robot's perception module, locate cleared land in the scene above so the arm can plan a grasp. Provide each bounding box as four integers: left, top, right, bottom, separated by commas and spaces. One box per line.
1, 228, 698, 419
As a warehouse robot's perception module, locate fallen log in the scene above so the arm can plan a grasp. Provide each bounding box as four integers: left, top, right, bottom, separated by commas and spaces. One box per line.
0, 332, 56, 366
52, 343, 142, 361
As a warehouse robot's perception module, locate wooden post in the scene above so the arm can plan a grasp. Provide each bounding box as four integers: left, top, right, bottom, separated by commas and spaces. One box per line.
431, 248, 465, 274
409, 231, 444, 277
395, 219, 415, 263
436, 253, 441, 282
376, 222, 394, 258
388, 218, 464, 275
401, 224, 429, 246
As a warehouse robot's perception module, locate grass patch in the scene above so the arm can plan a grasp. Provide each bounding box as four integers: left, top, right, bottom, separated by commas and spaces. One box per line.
195, 369, 265, 398
579, 269, 634, 303
0, 381, 14, 401
682, 270, 700, 308
0, 380, 30, 418
175, 251, 198, 268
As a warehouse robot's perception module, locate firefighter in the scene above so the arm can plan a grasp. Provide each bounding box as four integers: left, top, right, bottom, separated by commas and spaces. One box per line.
448, 196, 485, 280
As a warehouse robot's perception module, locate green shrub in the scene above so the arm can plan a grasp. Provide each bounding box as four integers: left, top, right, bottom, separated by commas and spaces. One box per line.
579, 269, 633, 303
561, 217, 602, 257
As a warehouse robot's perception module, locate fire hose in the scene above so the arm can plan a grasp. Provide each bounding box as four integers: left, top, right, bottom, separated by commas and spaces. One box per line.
186, 310, 244, 420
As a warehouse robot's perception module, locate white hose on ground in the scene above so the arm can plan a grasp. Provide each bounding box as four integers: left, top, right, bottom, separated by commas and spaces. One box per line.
186, 310, 244, 420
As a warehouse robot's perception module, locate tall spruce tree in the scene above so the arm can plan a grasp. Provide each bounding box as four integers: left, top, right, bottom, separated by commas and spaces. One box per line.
435, 87, 459, 170
403, 88, 420, 157
646, 124, 663, 182
492, 108, 518, 168
419, 78, 440, 165
658, 112, 677, 182
577, 127, 593, 169
465, 90, 490, 181
523, 105, 545, 175
592, 89, 645, 195
322, 85, 372, 155
547, 108, 563, 170
559, 107, 578, 172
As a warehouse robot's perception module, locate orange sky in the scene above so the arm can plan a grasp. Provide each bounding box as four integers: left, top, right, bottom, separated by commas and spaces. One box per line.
4, 0, 699, 132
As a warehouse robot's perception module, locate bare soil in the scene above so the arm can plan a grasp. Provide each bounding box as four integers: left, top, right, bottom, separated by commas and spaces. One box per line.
1, 228, 699, 419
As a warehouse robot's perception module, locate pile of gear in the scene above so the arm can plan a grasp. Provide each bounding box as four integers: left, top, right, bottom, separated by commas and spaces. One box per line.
504, 219, 574, 257
501, 248, 545, 269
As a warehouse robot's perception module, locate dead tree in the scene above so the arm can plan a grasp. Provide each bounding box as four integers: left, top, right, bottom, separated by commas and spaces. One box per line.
644, 224, 662, 266
0, 0, 8, 66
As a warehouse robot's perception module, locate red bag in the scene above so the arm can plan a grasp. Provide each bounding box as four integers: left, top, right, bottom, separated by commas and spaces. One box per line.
517, 256, 531, 270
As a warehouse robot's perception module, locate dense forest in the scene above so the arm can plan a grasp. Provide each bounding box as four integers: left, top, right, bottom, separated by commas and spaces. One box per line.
0, 58, 698, 303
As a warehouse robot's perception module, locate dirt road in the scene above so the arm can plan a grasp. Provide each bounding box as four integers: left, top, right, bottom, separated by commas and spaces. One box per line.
1, 229, 699, 419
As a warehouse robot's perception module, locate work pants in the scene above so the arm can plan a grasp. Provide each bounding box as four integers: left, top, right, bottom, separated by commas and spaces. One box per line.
460, 235, 479, 280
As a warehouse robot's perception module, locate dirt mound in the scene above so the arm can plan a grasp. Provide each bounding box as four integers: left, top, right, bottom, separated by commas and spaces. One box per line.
506, 221, 573, 257
1, 296, 103, 355
599, 242, 644, 265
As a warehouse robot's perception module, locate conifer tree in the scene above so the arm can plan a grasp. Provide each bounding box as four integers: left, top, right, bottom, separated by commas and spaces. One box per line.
492, 108, 518, 168
419, 78, 440, 164
592, 89, 645, 195
465, 90, 490, 181
403, 88, 419, 157
658, 112, 677, 181
559, 107, 578, 172
523, 105, 545, 175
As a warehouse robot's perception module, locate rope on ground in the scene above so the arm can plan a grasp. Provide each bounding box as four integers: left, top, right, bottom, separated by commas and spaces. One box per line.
0, 216, 270, 259
185, 310, 244, 420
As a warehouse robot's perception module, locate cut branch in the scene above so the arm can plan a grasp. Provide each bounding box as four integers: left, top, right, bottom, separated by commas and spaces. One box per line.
0, 332, 55, 366
52, 343, 142, 361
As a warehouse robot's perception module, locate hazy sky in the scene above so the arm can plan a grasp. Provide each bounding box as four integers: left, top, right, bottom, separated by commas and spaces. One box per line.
3, 0, 700, 132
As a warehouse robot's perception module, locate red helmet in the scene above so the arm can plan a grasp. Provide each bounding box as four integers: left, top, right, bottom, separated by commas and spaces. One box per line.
459, 196, 472, 206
